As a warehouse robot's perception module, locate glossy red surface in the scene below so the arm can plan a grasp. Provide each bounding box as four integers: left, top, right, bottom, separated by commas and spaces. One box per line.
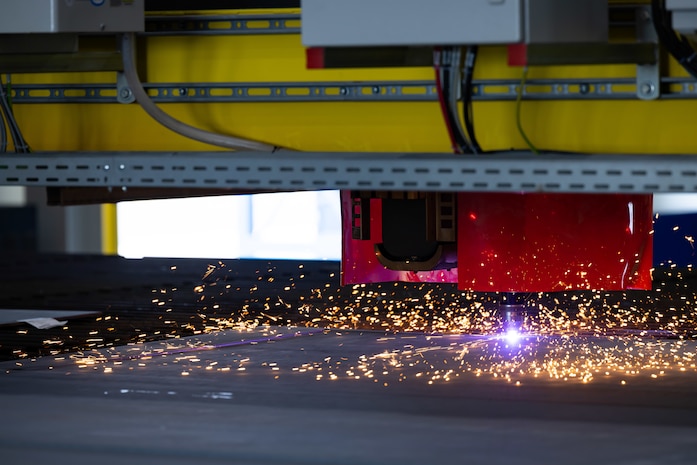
341, 192, 653, 292
456, 193, 653, 292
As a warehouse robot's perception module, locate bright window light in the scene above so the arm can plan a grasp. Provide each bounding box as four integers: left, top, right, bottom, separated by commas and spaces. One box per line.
117, 191, 341, 260
654, 193, 697, 215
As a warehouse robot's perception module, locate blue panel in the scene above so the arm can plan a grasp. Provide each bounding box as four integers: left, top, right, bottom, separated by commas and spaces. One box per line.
653, 213, 697, 267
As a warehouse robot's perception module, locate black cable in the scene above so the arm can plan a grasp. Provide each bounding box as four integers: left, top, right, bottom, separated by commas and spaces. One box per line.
0, 114, 6, 153
0, 89, 21, 152
0, 85, 28, 153
434, 48, 470, 153
461, 46, 482, 154
443, 66, 470, 153
445, 48, 471, 151
652, 0, 697, 80
0, 75, 27, 153
0, 90, 6, 153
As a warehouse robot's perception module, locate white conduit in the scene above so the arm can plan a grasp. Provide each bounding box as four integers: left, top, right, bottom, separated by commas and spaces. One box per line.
120, 33, 277, 152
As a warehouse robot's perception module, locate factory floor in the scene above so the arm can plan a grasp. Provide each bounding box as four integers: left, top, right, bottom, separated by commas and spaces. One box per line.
1, 254, 697, 464
3, 327, 697, 465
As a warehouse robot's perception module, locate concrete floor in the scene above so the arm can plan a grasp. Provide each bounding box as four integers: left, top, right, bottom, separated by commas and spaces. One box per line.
2, 327, 697, 465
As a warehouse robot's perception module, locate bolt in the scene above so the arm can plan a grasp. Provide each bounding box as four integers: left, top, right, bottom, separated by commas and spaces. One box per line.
641, 81, 655, 96
122, 186, 128, 192
179, 88, 187, 96
340, 87, 348, 96
120, 88, 132, 99
579, 83, 590, 94
119, 164, 125, 170
103, 164, 110, 171
372, 86, 380, 94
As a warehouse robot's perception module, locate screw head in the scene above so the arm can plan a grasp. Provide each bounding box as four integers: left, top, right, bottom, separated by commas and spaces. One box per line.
640, 81, 655, 95
120, 88, 132, 99
103, 164, 110, 171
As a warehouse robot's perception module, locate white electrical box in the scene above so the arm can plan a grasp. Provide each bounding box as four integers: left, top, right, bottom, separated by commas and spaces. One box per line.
667, 0, 697, 39
0, 0, 144, 34
302, 0, 607, 47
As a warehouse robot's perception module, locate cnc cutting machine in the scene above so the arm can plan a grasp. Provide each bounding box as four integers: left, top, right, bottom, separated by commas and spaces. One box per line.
1, 0, 697, 332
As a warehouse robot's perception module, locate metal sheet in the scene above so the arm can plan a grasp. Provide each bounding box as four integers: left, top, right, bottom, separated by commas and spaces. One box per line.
0, 309, 98, 327
1, 329, 697, 464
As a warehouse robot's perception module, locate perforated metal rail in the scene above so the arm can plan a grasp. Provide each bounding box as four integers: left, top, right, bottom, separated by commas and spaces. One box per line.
10, 77, 697, 104
2, 151, 697, 193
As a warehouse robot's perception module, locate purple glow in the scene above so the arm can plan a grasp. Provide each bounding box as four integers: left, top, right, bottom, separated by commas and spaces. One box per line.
504, 329, 522, 346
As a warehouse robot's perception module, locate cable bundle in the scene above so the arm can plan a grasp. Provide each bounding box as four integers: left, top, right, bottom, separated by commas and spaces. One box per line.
652, 0, 697, 79
433, 46, 481, 154
0, 75, 29, 153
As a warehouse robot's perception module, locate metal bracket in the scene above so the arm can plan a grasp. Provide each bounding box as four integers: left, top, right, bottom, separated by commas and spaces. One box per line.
143, 14, 301, 36
116, 72, 135, 104
636, 5, 661, 100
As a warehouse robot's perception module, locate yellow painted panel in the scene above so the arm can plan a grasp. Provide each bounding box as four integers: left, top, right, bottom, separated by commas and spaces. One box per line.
9, 15, 697, 156
101, 204, 118, 255
15, 94, 696, 154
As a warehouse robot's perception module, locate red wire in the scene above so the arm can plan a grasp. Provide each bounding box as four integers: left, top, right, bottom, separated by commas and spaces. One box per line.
433, 49, 461, 154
